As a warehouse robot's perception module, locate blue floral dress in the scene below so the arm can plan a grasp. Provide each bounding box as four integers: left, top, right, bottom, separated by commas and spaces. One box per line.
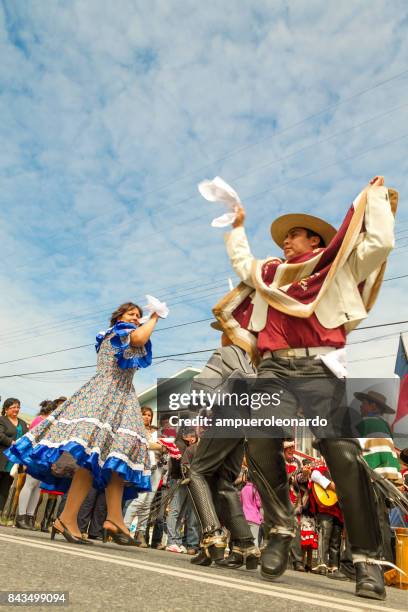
6, 323, 152, 499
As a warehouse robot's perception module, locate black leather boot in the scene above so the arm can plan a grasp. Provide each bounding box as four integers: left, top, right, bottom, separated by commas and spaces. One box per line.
328, 523, 343, 571
201, 531, 227, 562
26, 515, 36, 530
190, 548, 212, 566
15, 515, 31, 530
355, 562, 386, 600
261, 532, 293, 580
216, 543, 260, 570
41, 498, 57, 533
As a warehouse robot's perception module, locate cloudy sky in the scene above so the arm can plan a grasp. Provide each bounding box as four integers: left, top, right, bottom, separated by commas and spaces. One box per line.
1, 0, 407, 415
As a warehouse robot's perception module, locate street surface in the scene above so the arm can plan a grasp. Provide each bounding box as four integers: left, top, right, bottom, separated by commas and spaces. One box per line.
0, 526, 406, 612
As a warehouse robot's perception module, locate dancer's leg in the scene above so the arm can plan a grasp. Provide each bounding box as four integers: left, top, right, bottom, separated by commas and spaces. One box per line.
58, 467, 93, 537
318, 439, 385, 599
103, 472, 128, 533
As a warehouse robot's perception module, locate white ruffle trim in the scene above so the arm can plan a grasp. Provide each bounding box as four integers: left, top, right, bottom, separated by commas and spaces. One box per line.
36, 416, 148, 445
25, 435, 151, 475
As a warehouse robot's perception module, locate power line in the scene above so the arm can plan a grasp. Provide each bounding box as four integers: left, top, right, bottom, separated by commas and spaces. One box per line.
134, 67, 408, 200
0, 317, 214, 365
1, 300, 407, 368
0, 348, 216, 379
349, 354, 395, 363
0, 274, 230, 343
383, 274, 408, 282
240, 131, 408, 204
354, 319, 408, 331
2, 318, 408, 378
5, 67, 408, 265
7, 100, 408, 274
26, 125, 407, 282
228, 101, 408, 185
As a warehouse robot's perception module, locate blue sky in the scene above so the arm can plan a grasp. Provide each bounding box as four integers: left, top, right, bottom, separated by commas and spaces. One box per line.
1, 0, 408, 415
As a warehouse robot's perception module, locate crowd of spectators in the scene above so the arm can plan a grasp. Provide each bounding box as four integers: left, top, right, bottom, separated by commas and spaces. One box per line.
1, 395, 407, 578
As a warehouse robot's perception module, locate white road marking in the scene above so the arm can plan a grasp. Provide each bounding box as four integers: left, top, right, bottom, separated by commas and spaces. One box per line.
0, 533, 403, 612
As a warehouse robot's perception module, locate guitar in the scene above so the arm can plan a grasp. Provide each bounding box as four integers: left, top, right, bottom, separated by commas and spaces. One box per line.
312, 482, 338, 507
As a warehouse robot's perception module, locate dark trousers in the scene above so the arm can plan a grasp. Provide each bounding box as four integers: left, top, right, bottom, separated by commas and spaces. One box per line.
188, 435, 254, 544
289, 520, 303, 566
148, 488, 165, 547
0, 472, 13, 513
247, 356, 382, 558
77, 488, 107, 538
316, 513, 343, 568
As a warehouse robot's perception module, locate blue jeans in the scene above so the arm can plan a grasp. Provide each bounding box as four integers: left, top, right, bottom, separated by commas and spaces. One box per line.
166, 479, 200, 548
124, 467, 162, 531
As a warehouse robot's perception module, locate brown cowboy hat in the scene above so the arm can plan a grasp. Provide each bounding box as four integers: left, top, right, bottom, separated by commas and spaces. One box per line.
270, 213, 337, 249
210, 320, 223, 331
354, 390, 395, 415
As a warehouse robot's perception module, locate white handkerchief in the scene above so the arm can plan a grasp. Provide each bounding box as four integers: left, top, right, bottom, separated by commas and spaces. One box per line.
211, 212, 237, 228
319, 348, 347, 379
198, 176, 242, 227
139, 294, 169, 323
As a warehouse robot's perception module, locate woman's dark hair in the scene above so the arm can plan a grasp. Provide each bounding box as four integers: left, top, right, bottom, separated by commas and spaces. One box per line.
53, 396, 67, 409
2, 397, 21, 416
141, 406, 153, 417
39, 400, 55, 416
110, 302, 143, 327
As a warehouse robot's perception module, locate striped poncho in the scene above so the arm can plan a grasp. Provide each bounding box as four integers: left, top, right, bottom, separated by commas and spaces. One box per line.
358, 417, 402, 483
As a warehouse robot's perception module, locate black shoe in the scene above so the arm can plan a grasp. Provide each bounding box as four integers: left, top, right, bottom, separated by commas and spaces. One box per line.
327, 568, 349, 581
261, 533, 293, 580
340, 561, 356, 581
102, 520, 137, 546
26, 515, 36, 530
293, 562, 306, 572
216, 545, 260, 570
15, 515, 32, 530
201, 532, 227, 562
51, 519, 88, 545
190, 548, 212, 566
355, 562, 386, 601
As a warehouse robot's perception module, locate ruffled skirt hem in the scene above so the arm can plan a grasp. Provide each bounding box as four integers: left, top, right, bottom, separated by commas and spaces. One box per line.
5, 436, 151, 500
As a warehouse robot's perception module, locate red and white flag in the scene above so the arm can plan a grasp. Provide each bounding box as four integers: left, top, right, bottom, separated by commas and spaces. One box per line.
392, 333, 408, 436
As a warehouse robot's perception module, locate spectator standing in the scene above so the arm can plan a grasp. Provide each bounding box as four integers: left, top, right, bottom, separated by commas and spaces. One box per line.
0, 398, 28, 515
15, 400, 56, 530
284, 440, 304, 571
240, 480, 262, 542
166, 428, 200, 554
124, 406, 166, 546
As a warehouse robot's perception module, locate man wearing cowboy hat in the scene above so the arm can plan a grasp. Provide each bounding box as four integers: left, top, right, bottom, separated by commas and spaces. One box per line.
217, 176, 397, 600
356, 390, 396, 417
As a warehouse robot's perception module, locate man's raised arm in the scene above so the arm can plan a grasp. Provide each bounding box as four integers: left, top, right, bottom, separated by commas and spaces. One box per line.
224, 205, 256, 287
347, 176, 395, 284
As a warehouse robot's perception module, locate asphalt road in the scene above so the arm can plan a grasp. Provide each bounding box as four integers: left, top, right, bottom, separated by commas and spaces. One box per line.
0, 526, 406, 612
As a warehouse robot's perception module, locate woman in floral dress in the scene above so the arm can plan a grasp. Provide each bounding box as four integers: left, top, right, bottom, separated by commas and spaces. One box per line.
6, 302, 160, 545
